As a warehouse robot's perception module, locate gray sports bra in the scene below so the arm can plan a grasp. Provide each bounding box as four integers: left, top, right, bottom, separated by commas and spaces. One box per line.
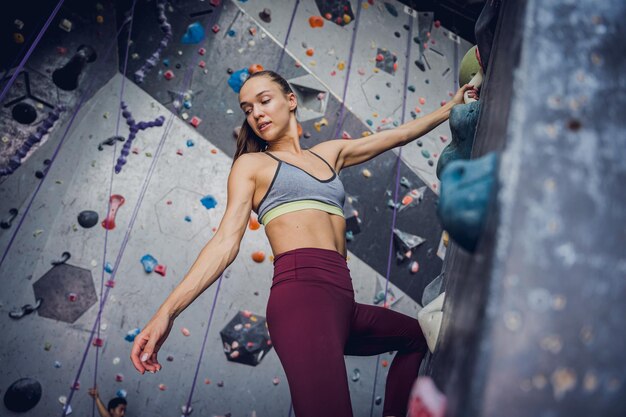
255, 149, 345, 225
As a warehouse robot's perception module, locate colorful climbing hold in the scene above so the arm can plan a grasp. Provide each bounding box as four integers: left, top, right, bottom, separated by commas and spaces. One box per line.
306, 48, 314, 57
181, 327, 191, 337
164, 70, 174, 80
249, 216, 260, 230
201, 195, 218, 209
421, 149, 431, 158
419, 97, 426, 105
141, 254, 158, 273
252, 251, 266, 263
248, 63, 264, 74
309, 16, 324, 28
361, 168, 372, 178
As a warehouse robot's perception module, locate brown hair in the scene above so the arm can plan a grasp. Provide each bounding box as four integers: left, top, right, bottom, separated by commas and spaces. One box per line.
232, 70, 297, 163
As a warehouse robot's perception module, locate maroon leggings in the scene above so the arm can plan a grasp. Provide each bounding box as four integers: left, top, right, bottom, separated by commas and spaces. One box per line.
266, 247, 427, 417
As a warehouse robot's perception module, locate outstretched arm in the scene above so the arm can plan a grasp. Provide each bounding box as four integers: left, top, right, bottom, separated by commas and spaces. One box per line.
330, 84, 477, 170
130, 154, 256, 374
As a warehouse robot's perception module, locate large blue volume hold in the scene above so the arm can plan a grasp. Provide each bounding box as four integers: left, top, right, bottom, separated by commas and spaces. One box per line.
437, 152, 498, 252
436, 100, 481, 179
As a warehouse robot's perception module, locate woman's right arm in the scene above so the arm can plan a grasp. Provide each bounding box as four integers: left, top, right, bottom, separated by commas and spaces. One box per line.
130, 154, 257, 374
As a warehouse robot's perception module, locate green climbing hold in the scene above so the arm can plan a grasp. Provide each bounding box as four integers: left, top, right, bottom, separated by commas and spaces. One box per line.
421, 149, 430, 158
408, 85, 415, 92
366, 119, 373, 126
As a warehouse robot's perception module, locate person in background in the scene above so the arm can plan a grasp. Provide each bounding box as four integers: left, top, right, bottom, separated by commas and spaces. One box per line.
88, 386, 127, 417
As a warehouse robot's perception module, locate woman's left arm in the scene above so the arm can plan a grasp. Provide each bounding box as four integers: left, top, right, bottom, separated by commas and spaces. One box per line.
331, 84, 477, 170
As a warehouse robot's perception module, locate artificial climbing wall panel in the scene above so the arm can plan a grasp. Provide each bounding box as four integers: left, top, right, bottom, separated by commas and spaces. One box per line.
0, 71, 421, 416
119, 0, 472, 303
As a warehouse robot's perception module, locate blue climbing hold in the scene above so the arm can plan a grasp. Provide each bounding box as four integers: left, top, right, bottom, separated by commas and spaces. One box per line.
125, 328, 141, 342
227, 29, 237, 37
186, 139, 195, 147
116, 389, 127, 398
228, 68, 250, 93
104, 262, 113, 273
201, 195, 218, 209
436, 100, 481, 179
163, 58, 170, 67
181, 22, 206, 44
437, 152, 498, 252
183, 100, 192, 109
184, 215, 192, 222
140, 254, 158, 273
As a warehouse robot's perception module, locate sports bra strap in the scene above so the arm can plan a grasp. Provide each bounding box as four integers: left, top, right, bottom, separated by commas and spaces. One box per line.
308, 149, 337, 174
264, 152, 282, 162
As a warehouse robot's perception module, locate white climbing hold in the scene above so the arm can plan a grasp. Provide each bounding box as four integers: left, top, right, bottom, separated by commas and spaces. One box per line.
417, 292, 445, 353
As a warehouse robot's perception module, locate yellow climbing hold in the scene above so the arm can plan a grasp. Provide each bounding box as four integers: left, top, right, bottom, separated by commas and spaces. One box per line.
362, 2, 369, 9
362, 131, 372, 137
343, 14, 352, 24
314, 117, 328, 132
373, 68, 380, 73
337, 61, 346, 70
361, 168, 372, 178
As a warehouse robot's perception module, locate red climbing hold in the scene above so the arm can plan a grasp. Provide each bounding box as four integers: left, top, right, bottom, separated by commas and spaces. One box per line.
105, 280, 115, 288
376, 54, 384, 62
434, 20, 441, 28
154, 264, 167, 276
92, 338, 104, 347
190, 116, 202, 128
199, 60, 206, 68
198, 47, 206, 55
212, 24, 220, 34
164, 70, 174, 80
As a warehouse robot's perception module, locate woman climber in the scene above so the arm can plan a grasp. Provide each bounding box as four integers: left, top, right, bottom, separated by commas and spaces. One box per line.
130, 70, 477, 417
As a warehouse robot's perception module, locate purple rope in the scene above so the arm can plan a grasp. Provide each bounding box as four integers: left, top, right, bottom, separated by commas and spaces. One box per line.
61, 111, 176, 417
182, 273, 224, 415
0, 16, 131, 272
93, 1, 138, 416
369, 14, 414, 417
66, 43, 194, 416
275, 0, 300, 73
332, 2, 363, 139
0, 0, 65, 104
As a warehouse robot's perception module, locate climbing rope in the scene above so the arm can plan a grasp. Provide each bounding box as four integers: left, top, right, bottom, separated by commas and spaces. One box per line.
275, 0, 300, 73
369, 12, 415, 417
92, 1, 138, 415
0, 0, 65, 104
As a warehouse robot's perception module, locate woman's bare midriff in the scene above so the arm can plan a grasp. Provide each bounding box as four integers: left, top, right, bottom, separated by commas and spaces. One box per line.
263, 209, 346, 258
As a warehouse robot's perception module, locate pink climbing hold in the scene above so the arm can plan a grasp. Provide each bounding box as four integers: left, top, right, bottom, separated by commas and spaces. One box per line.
209, 0, 220, 6
181, 327, 191, 337
115, 374, 124, 382
440, 100, 447, 106
102, 194, 125, 230
342, 131, 352, 139
410, 261, 419, 273
439, 135, 448, 143
68, 292, 78, 302
212, 24, 220, 34
190, 116, 202, 128
105, 280, 115, 288
176, 149, 184, 156
408, 377, 447, 417
164, 70, 174, 80
199, 60, 206, 68
154, 264, 167, 276
159, 383, 167, 391
198, 47, 206, 55
92, 337, 104, 347
419, 97, 426, 105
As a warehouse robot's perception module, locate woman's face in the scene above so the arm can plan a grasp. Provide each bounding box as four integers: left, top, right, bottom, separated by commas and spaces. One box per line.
239, 76, 296, 142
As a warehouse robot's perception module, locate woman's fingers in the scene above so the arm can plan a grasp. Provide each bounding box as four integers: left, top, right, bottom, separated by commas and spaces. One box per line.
130, 333, 149, 373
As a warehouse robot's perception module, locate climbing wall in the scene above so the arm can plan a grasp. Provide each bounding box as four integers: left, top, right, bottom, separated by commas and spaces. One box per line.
0, 0, 473, 416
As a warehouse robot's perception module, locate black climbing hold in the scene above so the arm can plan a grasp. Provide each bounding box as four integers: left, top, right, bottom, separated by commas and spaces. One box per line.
408, 85, 415, 92
175, 63, 181, 69
568, 119, 582, 131
428, 160, 434, 166
259, 8, 271, 23
394, 31, 400, 38
9, 298, 43, 319
12, 102, 37, 124
227, 68, 233, 74
3, 378, 42, 412
417, 140, 423, 147
52, 45, 97, 91
78, 210, 99, 228
413, 36, 420, 44
375, 395, 382, 405
403, 24, 410, 31
0, 208, 19, 229
386, 82, 391, 88
375, 94, 380, 100
303, 132, 311, 138
414, 59, 425, 72
384, 2, 398, 17
425, 79, 430, 84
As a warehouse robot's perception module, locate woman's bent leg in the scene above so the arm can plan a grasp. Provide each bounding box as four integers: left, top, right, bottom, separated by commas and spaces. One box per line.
344, 302, 428, 417
267, 280, 355, 417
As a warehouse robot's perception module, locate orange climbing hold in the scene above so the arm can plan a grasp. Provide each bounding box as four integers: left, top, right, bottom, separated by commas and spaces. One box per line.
249, 216, 261, 230
402, 195, 413, 205
248, 63, 264, 74
309, 16, 324, 28
297, 122, 303, 138
252, 251, 266, 263
306, 48, 315, 57
382, 360, 389, 367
